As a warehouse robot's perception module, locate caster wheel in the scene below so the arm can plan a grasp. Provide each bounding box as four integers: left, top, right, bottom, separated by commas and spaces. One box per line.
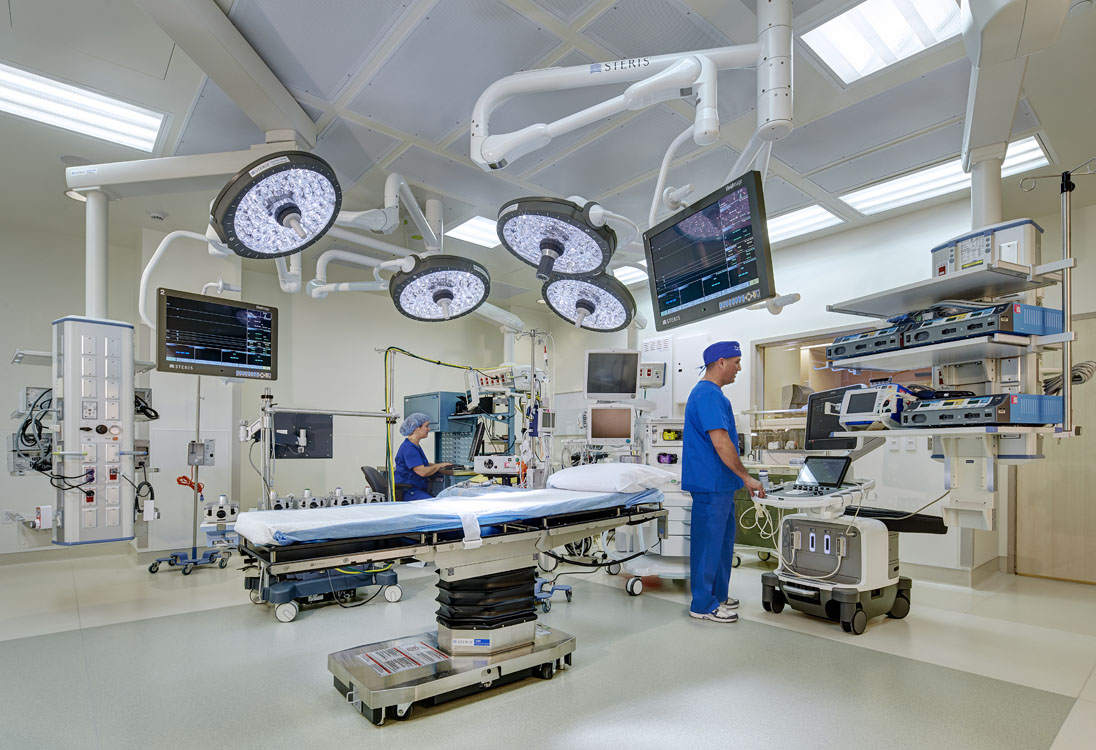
384, 585, 403, 603
771, 590, 786, 614
538, 662, 555, 680
167, 557, 177, 567
218, 559, 228, 569
182, 563, 194, 576
249, 589, 263, 604
394, 704, 414, 721
757, 551, 772, 562
538, 552, 559, 572
606, 563, 622, 576
762, 600, 772, 612
887, 594, 910, 620
275, 601, 299, 623
148, 562, 159, 574
841, 620, 852, 633
626, 577, 643, 596
850, 608, 867, 635
542, 601, 552, 613
565, 591, 573, 603
732, 555, 741, 568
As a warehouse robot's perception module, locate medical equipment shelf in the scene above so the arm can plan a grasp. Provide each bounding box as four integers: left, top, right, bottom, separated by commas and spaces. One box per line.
828, 333, 1038, 372
9, 349, 51, 367
827, 263, 1059, 319
830, 426, 1058, 438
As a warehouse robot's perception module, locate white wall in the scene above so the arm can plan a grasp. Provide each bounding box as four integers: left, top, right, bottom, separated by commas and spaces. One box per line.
0, 225, 139, 554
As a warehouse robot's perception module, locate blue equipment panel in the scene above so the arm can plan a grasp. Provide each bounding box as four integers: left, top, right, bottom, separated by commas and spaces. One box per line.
903, 304, 1062, 348
403, 391, 472, 434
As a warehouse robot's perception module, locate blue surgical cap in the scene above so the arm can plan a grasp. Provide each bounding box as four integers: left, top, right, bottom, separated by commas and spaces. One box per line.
399, 412, 431, 436
703, 341, 742, 366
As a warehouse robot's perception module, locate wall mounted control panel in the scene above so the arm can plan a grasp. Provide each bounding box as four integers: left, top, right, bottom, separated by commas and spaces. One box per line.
53, 317, 135, 545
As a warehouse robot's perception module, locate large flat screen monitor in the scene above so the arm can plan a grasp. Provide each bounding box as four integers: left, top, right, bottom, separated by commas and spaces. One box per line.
584, 349, 639, 401
804, 386, 859, 451
157, 288, 277, 380
643, 170, 775, 332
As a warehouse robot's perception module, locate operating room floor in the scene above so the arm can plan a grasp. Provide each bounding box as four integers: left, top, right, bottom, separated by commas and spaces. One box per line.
1, 554, 1095, 749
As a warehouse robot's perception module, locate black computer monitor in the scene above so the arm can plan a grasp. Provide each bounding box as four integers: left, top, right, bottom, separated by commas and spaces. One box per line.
467, 419, 487, 462
157, 288, 277, 380
804, 386, 859, 451
643, 170, 775, 332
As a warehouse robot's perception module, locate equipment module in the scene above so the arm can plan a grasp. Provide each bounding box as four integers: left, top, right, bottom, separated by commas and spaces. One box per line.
902, 303, 1062, 349
901, 394, 1063, 428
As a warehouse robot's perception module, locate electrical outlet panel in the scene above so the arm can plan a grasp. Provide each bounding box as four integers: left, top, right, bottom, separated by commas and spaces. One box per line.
638, 362, 666, 389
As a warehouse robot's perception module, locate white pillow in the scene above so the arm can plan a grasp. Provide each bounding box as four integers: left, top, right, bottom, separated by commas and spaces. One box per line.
546, 463, 677, 493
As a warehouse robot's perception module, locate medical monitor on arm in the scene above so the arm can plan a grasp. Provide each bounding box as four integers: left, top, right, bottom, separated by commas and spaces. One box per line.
584, 349, 639, 401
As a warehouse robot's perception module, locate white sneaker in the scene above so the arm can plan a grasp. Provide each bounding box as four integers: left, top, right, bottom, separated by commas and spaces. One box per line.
719, 597, 740, 611
689, 608, 739, 623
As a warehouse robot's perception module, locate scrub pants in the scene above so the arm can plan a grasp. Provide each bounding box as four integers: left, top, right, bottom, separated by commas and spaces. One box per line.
688, 491, 737, 615
401, 487, 433, 501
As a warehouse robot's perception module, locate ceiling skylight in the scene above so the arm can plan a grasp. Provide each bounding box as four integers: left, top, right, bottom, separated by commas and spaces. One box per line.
839, 136, 1050, 215
445, 216, 500, 248
801, 0, 962, 85
611, 265, 648, 286
768, 205, 844, 244
0, 61, 164, 151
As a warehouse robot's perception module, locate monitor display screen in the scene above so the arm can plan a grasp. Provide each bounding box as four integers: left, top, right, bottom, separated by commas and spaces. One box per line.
588, 406, 634, 442
643, 171, 775, 332
157, 288, 277, 380
585, 350, 639, 399
796, 456, 851, 487
804, 386, 859, 451
846, 391, 879, 414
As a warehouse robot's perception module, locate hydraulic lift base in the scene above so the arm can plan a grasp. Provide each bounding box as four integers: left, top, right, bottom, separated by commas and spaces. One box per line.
329, 625, 576, 725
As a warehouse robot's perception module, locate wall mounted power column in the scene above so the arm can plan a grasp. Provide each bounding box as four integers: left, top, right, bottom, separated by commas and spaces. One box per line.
84, 189, 109, 319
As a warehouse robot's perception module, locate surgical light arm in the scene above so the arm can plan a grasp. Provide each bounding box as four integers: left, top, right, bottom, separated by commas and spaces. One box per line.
335, 173, 443, 252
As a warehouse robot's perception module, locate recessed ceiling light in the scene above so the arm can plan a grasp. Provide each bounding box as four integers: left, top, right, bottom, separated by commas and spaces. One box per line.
839, 136, 1049, 216
801, 0, 962, 85
611, 266, 649, 286
767, 205, 844, 244
445, 216, 500, 248
0, 61, 164, 151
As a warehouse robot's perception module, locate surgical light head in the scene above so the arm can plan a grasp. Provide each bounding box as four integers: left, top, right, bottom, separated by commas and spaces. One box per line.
211, 151, 342, 259
497, 197, 616, 281
542, 273, 635, 332
399, 412, 431, 437
389, 255, 491, 322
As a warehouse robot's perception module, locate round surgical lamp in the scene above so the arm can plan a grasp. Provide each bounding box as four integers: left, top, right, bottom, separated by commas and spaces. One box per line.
389, 255, 491, 322
541, 273, 635, 332
210, 151, 342, 259
497, 197, 616, 281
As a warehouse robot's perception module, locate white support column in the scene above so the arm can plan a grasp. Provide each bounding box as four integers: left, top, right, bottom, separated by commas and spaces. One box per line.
971, 157, 1003, 228
85, 189, 109, 319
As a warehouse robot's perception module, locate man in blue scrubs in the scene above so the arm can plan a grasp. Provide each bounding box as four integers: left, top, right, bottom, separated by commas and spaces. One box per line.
394, 413, 452, 500
682, 341, 765, 623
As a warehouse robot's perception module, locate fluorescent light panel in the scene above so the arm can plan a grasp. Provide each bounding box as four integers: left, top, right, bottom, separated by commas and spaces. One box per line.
611, 266, 648, 285
802, 0, 962, 85
767, 205, 844, 244
0, 61, 163, 151
445, 215, 500, 247
839, 136, 1049, 215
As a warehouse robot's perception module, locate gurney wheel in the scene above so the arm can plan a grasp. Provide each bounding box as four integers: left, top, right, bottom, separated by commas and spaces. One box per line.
626, 577, 643, 596
249, 589, 263, 604
182, 563, 194, 576
542, 601, 552, 613
148, 562, 159, 574
394, 703, 414, 721
757, 551, 772, 562
565, 591, 573, 603
606, 563, 621, 576
275, 601, 299, 623
384, 585, 403, 603
732, 555, 741, 569
218, 559, 228, 569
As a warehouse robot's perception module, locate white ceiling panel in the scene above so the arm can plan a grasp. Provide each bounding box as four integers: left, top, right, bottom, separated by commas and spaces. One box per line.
531, 0, 599, 24
715, 69, 757, 124
739, 0, 827, 16
348, 0, 562, 143
313, 117, 402, 187
808, 121, 965, 194
230, 0, 409, 101
447, 50, 631, 173
761, 175, 812, 215
174, 78, 263, 156
487, 279, 528, 300
773, 58, 972, 174
527, 106, 697, 197
385, 146, 527, 213
1013, 97, 1038, 133
582, 0, 733, 58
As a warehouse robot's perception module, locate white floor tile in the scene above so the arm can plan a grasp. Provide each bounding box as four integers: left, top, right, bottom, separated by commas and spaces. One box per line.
966, 575, 1096, 638
1079, 664, 1096, 702
1051, 699, 1096, 750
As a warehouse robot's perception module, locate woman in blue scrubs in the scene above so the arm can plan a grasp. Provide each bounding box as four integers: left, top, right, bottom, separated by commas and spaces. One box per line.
394, 413, 452, 501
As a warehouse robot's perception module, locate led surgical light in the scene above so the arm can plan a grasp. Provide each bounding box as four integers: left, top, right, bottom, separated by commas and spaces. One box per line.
389, 255, 491, 322
498, 197, 616, 281
210, 151, 342, 259
542, 274, 635, 332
